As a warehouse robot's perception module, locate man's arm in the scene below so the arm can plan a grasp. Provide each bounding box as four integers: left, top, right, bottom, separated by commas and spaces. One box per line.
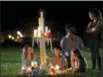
86, 22, 92, 33
60, 37, 65, 48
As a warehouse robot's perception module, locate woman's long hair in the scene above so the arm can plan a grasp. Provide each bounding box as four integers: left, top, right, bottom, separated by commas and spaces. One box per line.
89, 8, 103, 25
72, 49, 87, 72
72, 49, 83, 60
24, 45, 33, 59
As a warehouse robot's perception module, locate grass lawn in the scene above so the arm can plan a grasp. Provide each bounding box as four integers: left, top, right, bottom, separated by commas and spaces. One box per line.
0, 47, 103, 77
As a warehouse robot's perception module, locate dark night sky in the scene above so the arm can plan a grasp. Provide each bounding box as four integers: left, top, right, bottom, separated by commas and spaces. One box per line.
1, 1, 103, 38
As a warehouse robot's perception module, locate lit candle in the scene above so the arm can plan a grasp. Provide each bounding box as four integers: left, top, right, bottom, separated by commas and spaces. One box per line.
38, 27, 41, 37
55, 65, 60, 74
38, 11, 44, 34
21, 66, 26, 70
34, 29, 38, 37
27, 67, 32, 73
31, 61, 38, 67
31, 61, 34, 67
55, 65, 60, 70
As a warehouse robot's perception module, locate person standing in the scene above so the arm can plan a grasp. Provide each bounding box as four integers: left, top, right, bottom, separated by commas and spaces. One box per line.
60, 24, 84, 68
86, 8, 102, 70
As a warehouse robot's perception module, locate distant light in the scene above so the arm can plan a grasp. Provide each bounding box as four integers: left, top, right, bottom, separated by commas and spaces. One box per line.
12, 37, 14, 40
8, 35, 12, 39
17, 36, 20, 39
17, 31, 23, 38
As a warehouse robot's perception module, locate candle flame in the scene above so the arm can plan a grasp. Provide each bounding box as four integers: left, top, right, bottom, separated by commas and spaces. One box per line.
21, 66, 26, 70
27, 67, 31, 71
34, 61, 38, 65
55, 65, 60, 70
31, 61, 38, 67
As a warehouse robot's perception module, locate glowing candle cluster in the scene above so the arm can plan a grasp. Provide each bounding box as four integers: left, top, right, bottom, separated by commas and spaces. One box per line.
31, 61, 38, 67
49, 64, 60, 75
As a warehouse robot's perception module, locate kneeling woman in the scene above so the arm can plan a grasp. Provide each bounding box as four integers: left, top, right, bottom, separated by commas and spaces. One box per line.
22, 45, 35, 66
66, 49, 87, 73
21, 45, 36, 74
